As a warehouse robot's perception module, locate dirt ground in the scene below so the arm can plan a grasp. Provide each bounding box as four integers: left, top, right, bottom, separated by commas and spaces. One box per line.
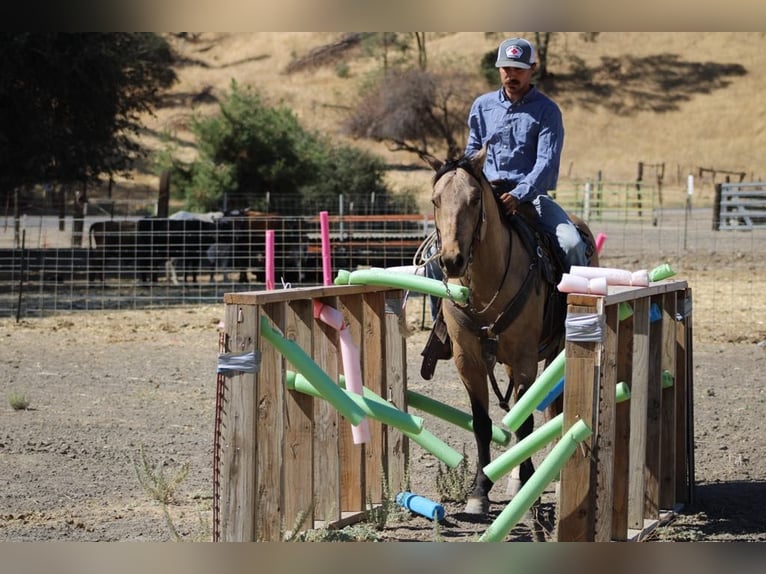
2, 246, 766, 542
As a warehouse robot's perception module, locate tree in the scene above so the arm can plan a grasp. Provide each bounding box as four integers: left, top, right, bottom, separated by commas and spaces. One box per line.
344, 68, 475, 160
156, 81, 409, 215
0, 33, 177, 209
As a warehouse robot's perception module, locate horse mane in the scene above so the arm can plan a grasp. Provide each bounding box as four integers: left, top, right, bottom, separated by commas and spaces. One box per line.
432, 154, 484, 186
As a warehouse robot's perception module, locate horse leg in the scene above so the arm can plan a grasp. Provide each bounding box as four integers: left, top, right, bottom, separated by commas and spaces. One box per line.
465, 394, 494, 515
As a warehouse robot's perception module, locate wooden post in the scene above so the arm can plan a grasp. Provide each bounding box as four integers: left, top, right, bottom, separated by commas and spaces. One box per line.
659, 292, 677, 510
558, 295, 601, 541
627, 296, 649, 531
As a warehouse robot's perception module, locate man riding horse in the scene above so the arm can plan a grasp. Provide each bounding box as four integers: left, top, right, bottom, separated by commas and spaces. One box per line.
422, 36, 592, 378
419, 38, 599, 517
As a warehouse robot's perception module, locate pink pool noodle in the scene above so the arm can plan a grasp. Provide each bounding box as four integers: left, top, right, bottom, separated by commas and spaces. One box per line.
265, 229, 275, 290
320, 211, 332, 286
595, 232, 607, 254
557, 273, 607, 295
313, 301, 370, 444
569, 265, 649, 287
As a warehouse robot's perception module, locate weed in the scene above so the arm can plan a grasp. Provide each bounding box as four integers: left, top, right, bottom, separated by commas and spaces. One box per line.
8, 391, 30, 411
133, 445, 189, 505
435, 446, 474, 502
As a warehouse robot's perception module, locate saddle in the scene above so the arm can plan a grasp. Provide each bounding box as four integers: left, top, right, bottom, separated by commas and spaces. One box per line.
420, 203, 584, 380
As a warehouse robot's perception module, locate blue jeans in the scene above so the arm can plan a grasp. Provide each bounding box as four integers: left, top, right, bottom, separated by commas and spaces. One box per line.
532, 195, 589, 270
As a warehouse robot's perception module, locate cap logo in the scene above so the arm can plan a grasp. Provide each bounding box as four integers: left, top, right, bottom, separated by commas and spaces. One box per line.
505, 45, 523, 59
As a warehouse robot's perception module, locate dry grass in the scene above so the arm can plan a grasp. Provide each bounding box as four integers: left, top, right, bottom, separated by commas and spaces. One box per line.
113, 32, 766, 211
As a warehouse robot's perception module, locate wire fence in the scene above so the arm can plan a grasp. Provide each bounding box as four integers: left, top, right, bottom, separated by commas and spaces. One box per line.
2, 200, 764, 343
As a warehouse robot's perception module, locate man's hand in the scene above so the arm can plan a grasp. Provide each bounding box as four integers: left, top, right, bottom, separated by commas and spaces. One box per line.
499, 192, 519, 215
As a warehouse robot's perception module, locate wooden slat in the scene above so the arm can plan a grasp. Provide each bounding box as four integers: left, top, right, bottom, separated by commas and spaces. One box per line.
594, 301, 617, 541
384, 292, 409, 494
257, 303, 286, 540
362, 291, 386, 504
338, 294, 365, 512
220, 303, 258, 541
312, 297, 341, 523
643, 295, 663, 520
659, 292, 677, 509
558, 301, 598, 542
628, 297, 650, 529
676, 289, 695, 504
612, 311, 634, 540
283, 299, 315, 535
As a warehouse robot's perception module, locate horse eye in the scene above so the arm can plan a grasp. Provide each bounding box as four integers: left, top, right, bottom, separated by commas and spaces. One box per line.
432, 196, 441, 209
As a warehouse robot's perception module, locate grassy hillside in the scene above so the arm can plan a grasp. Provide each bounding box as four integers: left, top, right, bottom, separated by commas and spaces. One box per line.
125, 32, 766, 213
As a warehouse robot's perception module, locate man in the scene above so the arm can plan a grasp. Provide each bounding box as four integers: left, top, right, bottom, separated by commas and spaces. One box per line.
420, 37, 589, 378
465, 37, 588, 270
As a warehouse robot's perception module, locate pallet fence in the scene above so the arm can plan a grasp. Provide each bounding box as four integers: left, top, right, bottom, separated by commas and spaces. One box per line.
213, 279, 694, 542
558, 280, 694, 541
214, 284, 408, 542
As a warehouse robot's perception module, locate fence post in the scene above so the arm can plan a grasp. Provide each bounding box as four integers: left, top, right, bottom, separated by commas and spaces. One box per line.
712, 183, 722, 231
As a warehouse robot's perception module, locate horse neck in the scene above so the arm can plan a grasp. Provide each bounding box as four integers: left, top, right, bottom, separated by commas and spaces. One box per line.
464, 184, 515, 301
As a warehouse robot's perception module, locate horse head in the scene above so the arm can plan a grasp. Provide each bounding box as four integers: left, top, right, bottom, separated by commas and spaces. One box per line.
424, 148, 490, 279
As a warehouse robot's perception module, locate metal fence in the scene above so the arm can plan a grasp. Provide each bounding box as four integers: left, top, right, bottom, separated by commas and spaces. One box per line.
2, 202, 765, 341
1, 213, 433, 318
713, 181, 766, 230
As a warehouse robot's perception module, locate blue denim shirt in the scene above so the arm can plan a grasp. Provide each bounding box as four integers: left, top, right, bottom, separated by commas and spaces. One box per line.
464, 86, 564, 203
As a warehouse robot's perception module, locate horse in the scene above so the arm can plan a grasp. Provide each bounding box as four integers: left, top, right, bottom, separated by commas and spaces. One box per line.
424, 148, 599, 516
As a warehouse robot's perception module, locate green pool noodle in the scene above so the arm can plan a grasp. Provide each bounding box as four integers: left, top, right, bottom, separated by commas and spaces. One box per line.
406, 390, 511, 447
615, 381, 631, 402
485, 381, 632, 483
338, 375, 464, 469
259, 316, 366, 426
502, 350, 566, 432
618, 302, 633, 321
285, 371, 424, 435
334, 268, 470, 304
405, 426, 464, 469
479, 419, 593, 542
648, 263, 676, 282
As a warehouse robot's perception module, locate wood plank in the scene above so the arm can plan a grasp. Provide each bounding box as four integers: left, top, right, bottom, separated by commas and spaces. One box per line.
312, 296, 341, 523
338, 294, 365, 512
558, 301, 598, 542
628, 297, 650, 530
384, 291, 409, 495
282, 299, 315, 536
363, 291, 386, 504
256, 302, 286, 541
224, 284, 392, 306
219, 303, 258, 541
594, 300, 616, 541
659, 292, 677, 509
612, 310, 634, 540
677, 288, 695, 504
644, 295, 663, 520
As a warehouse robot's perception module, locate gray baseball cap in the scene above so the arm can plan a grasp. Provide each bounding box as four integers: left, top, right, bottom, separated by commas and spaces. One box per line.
495, 38, 536, 69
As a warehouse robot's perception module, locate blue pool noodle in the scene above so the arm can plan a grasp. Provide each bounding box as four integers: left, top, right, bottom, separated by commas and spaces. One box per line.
536, 376, 565, 412
395, 492, 445, 521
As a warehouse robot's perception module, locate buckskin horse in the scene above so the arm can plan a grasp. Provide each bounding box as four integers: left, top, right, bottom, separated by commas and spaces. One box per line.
422, 148, 599, 516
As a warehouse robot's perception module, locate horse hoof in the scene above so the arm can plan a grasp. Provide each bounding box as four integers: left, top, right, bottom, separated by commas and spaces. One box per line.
464, 496, 489, 515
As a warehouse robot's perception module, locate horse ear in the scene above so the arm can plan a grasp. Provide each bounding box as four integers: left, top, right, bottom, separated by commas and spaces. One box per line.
469, 147, 488, 175
420, 152, 443, 172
